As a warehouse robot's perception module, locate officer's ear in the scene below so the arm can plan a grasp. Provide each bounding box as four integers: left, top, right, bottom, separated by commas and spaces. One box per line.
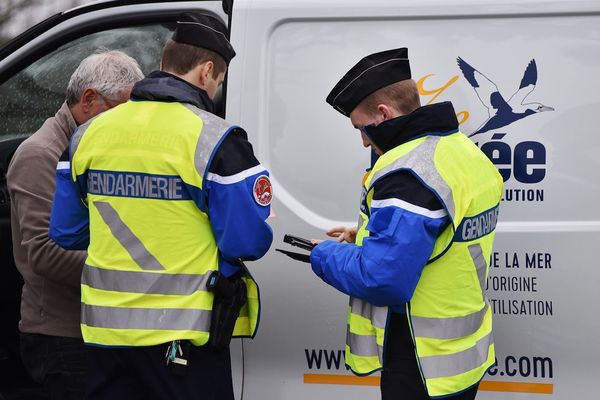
377, 103, 401, 121
197, 61, 215, 87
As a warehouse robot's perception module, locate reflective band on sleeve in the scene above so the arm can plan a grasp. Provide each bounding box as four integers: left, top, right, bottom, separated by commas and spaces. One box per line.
350, 297, 388, 329
346, 330, 384, 358
82, 265, 211, 295
206, 164, 266, 185
411, 303, 489, 340
56, 161, 70, 170
184, 104, 234, 181
93, 201, 165, 271
81, 304, 211, 332
468, 243, 487, 298
371, 198, 447, 219
419, 331, 494, 379
369, 137, 455, 221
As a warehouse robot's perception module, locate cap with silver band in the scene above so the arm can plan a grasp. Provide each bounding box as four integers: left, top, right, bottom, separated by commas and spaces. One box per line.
172, 13, 236, 65
326, 48, 411, 117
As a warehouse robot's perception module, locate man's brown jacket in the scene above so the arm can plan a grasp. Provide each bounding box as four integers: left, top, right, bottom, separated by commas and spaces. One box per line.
7, 102, 86, 338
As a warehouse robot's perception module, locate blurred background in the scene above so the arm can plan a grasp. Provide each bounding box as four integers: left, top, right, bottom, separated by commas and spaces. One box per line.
0, 0, 95, 45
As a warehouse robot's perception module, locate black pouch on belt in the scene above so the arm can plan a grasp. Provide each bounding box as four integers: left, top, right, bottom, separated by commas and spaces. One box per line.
207, 271, 248, 350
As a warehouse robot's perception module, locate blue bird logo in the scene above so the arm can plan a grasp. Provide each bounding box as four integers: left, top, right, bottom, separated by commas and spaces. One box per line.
457, 57, 554, 137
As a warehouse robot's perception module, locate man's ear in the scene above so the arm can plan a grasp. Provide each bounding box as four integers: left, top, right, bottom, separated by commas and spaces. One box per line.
377, 104, 400, 121
80, 88, 97, 114
198, 61, 214, 87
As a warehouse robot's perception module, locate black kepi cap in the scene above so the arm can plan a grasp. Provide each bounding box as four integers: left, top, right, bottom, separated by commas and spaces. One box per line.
172, 13, 236, 65
326, 48, 411, 116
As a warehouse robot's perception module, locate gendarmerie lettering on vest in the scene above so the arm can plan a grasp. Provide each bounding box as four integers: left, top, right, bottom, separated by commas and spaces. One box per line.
87, 170, 187, 200
455, 204, 500, 242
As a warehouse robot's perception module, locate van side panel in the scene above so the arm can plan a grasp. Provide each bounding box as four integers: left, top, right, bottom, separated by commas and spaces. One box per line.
228, 1, 600, 399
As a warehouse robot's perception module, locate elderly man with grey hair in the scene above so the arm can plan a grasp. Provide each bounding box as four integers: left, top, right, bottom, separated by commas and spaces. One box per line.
7, 49, 143, 400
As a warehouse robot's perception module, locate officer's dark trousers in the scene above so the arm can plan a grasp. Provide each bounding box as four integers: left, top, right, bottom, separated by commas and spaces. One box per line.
20, 333, 87, 400
85, 343, 233, 400
381, 313, 479, 400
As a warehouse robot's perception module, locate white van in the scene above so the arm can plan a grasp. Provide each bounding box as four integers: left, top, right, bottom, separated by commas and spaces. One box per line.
1, 1, 598, 399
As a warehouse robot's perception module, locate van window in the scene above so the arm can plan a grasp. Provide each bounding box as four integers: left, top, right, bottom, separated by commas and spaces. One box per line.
0, 24, 173, 139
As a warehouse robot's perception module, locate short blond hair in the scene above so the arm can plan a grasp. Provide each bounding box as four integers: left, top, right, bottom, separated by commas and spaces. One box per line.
359, 79, 421, 116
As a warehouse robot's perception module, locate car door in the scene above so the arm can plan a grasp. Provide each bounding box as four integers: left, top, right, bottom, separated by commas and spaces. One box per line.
0, 2, 242, 398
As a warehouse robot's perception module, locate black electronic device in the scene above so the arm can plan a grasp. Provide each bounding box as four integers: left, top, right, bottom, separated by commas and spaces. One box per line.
276, 234, 315, 263
283, 234, 315, 251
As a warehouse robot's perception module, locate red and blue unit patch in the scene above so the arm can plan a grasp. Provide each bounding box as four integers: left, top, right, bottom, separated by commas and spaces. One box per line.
253, 175, 272, 206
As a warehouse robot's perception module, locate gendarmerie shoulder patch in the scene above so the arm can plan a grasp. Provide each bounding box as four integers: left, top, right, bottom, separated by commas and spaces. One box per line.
253, 175, 272, 206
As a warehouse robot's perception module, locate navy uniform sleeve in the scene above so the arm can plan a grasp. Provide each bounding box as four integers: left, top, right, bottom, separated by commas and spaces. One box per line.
310, 171, 450, 309
205, 128, 273, 277
49, 148, 90, 250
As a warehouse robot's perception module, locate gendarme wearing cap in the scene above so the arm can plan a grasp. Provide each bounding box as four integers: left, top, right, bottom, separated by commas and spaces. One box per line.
142, 12, 237, 112
309, 46, 498, 400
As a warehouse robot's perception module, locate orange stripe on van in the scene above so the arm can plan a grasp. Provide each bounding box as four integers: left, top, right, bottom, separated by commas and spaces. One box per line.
479, 380, 553, 394
303, 374, 553, 394
304, 374, 379, 386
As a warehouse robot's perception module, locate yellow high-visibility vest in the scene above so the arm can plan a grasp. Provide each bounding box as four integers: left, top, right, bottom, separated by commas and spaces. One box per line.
70, 101, 259, 347
347, 132, 503, 397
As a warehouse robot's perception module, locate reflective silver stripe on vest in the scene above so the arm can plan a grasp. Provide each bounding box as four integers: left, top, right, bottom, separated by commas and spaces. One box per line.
357, 185, 368, 231
357, 214, 366, 235
81, 304, 211, 332
419, 331, 494, 379
468, 243, 487, 299
368, 137, 456, 221
350, 297, 388, 329
411, 243, 489, 340
82, 264, 211, 295
184, 104, 238, 182
411, 303, 489, 340
94, 201, 165, 271
346, 329, 384, 358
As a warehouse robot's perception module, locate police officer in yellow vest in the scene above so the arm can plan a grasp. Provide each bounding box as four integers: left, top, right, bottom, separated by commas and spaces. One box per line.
49, 13, 273, 400
309, 48, 503, 399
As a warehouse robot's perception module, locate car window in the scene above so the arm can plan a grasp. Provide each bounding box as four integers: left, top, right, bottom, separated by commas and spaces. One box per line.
0, 24, 174, 139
